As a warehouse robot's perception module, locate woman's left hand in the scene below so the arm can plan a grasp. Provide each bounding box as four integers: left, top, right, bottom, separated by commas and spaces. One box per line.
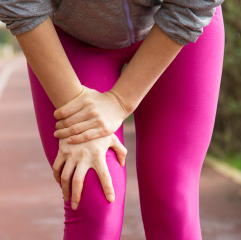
53, 86, 129, 144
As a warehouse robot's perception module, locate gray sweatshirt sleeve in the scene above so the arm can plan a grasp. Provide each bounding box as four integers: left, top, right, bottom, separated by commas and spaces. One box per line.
154, 0, 225, 45
0, 0, 52, 36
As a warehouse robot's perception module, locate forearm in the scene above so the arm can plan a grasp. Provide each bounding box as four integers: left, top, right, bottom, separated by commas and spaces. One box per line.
16, 17, 83, 109
110, 23, 183, 116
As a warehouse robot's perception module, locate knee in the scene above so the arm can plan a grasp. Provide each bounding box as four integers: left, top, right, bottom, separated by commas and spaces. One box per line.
63, 157, 126, 239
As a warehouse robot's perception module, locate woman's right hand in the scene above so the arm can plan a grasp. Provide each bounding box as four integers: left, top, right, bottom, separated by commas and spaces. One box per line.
52, 133, 127, 210
53, 87, 129, 144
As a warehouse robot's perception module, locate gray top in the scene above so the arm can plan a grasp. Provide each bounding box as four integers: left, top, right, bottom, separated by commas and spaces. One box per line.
0, 0, 224, 49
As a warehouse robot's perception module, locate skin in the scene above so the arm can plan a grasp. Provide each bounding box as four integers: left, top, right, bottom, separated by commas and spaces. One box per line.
54, 87, 127, 143
54, 21, 184, 143
53, 134, 127, 209
16, 16, 183, 210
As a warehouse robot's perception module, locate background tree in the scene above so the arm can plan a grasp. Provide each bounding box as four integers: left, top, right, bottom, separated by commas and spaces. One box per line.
209, 0, 241, 159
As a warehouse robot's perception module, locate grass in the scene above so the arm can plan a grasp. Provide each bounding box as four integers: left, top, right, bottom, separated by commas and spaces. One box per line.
225, 155, 241, 171
208, 152, 241, 172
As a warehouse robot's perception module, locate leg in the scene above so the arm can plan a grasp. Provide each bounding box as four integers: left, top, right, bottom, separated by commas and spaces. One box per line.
27, 27, 128, 240
133, 6, 224, 239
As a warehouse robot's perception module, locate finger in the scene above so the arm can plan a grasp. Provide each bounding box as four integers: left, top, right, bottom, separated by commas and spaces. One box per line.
61, 158, 76, 202
52, 150, 66, 183
110, 134, 127, 167
55, 107, 90, 129
95, 157, 115, 202
54, 120, 96, 139
71, 162, 88, 210
53, 89, 85, 120
66, 128, 105, 144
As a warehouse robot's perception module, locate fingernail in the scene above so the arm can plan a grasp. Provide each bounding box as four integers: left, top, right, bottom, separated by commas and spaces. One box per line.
54, 131, 58, 137
72, 202, 78, 210
108, 194, 115, 202
67, 138, 72, 143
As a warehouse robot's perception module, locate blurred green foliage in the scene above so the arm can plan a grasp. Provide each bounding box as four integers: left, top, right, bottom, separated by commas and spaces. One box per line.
0, 28, 14, 43
0, 26, 21, 56
226, 155, 241, 171
209, 0, 241, 159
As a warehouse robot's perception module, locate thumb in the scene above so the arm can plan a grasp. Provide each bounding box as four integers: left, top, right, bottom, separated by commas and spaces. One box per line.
110, 134, 127, 167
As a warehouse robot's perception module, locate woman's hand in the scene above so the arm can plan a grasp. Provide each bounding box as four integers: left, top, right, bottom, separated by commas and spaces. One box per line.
52, 133, 127, 210
53, 86, 129, 144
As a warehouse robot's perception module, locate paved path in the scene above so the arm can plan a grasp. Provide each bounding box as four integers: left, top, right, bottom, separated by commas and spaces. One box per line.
0, 55, 241, 240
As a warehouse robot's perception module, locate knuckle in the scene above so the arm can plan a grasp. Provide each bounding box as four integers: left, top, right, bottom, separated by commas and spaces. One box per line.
93, 148, 103, 158
62, 189, 69, 196
100, 171, 110, 181
60, 147, 68, 154
69, 149, 77, 158
93, 155, 102, 167
102, 125, 110, 135
52, 165, 59, 173
83, 158, 91, 165
61, 174, 69, 182
80, 149, 87, 158
72, 193, 80, 202
90, 100, 96, 106
88, 110, 98, 118
63, 119, 70, 128
83, 132, 91, 141
70, 126, 78, 135
72, 177, 83, 185
59, 109, 68, 118
96, 118, 104, 126
84, 99, 94, 106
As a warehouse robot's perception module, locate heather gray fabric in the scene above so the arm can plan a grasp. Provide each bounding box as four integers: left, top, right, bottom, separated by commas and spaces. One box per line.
0, 0, 224, 48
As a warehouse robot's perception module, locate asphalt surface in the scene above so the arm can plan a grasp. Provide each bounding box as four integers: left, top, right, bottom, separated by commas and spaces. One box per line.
0, 55, 241, 240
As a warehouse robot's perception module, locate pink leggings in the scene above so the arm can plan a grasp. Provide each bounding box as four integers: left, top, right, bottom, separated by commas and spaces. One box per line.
27, 6, 224, 240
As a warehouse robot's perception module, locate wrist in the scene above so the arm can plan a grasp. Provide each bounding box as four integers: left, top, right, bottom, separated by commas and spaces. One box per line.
54, 84, 85, 111
108, 89, 136, 119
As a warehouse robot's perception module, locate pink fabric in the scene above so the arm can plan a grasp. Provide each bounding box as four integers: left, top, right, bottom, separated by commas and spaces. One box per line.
27, 5, 224, 240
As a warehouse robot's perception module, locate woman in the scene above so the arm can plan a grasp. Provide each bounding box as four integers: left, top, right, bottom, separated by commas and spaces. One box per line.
0, 0, 225, 239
